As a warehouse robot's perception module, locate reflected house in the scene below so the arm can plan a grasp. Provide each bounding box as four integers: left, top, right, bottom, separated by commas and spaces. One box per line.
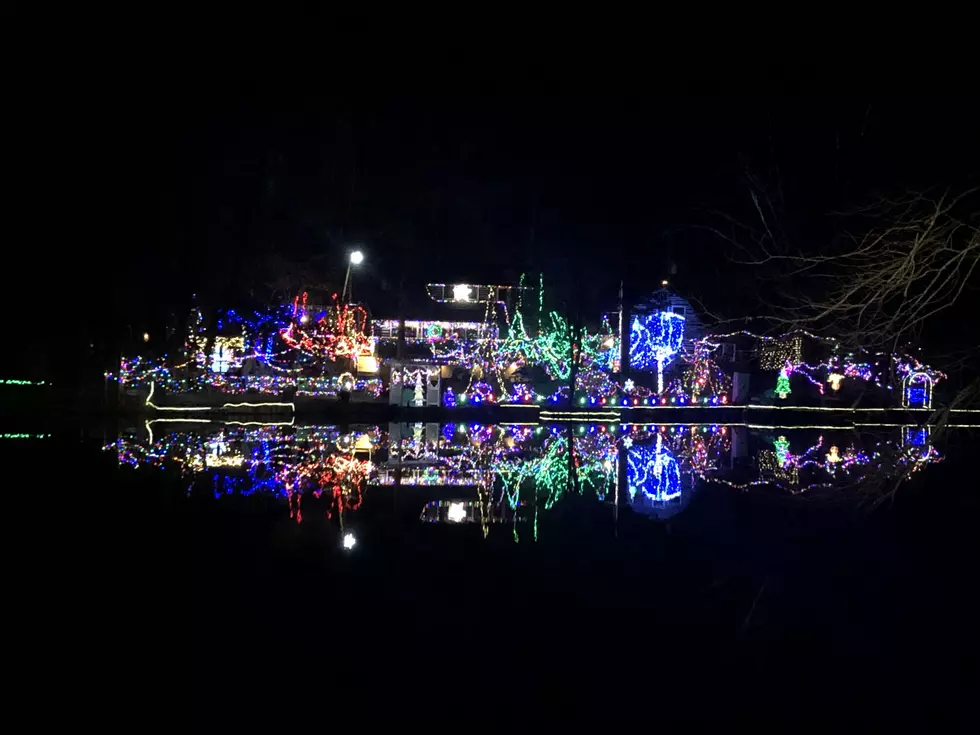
420, 499, 524, 524
109, 423, 384, 517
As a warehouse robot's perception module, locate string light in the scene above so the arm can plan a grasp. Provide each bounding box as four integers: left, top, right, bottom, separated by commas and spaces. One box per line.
776, 362, 793, 399
627, 433, 682, 501
629, 312, 685, 394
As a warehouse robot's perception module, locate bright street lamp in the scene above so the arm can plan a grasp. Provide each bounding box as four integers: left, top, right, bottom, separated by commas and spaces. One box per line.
341, 250, 364, 303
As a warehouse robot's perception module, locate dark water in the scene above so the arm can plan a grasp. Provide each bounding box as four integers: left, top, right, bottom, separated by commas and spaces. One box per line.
14, 420, 979, 723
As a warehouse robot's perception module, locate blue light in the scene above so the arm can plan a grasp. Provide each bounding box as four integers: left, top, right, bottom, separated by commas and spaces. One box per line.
626, 437, 682, 502
904, 427, 928, 446
629, 312, 685, 373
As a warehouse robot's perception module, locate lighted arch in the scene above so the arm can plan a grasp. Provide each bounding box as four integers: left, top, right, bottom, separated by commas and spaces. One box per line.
903, 372, 933, 409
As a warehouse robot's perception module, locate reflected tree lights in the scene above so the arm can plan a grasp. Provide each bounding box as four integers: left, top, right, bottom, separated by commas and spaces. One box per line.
627, 433, 682, 502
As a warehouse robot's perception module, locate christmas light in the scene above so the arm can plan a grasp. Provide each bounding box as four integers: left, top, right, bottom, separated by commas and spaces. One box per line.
627, 434, 682, 501
759, 335, 803, 372
776, 362, 793, 399
902, 372, 934, 409
447, 502, 467, 522
629, 312, 685, 393
343, 532, 357, 550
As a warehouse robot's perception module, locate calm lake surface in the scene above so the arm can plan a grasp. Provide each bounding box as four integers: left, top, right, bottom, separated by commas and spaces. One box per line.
15, 419, 978, 722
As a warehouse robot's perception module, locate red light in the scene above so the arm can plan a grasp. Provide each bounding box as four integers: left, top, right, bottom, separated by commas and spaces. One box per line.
721, 427, 727, 434
633, 398, 639, 405
600, 398, 606, 405
660, 398, 667, 405
721, 395, 728, 404
599, 425, 605, 432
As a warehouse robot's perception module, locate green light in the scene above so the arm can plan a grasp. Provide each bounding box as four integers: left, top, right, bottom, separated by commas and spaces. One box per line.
579, 397, 586, 405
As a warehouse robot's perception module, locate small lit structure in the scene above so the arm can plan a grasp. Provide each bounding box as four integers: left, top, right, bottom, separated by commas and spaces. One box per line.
903, 372, 934, 409
211, 335, 245, 374
388, 362, 441, 406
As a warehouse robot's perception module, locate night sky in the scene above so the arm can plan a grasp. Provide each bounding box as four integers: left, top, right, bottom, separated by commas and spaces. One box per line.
7, 60, 978, 383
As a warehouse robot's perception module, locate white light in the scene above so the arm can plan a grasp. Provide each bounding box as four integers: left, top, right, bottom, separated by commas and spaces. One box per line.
452, 284, 473, 302
661, 280, 669, 287
343, 532, 357, 550
447, 502, 466, 523
300, 314, 309, 324
349, 250, 364, 265
142, 332, 150, 342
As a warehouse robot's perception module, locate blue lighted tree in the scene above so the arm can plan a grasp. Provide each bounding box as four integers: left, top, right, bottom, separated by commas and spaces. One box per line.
629, 312, 686, 394
626, 434, 682, 502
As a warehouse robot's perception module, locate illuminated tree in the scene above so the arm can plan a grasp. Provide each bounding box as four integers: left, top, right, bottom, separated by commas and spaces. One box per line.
627, 434, 682, 502
776, 363, 792, 399
629, 312, 686, 394
280, 292, 372, 364
678, 340, 731, 400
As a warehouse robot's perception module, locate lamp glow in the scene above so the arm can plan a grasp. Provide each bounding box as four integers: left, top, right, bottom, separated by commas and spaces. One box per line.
349, 251, 364, 265
447, 502, 466, 523
343, 532, 357, 550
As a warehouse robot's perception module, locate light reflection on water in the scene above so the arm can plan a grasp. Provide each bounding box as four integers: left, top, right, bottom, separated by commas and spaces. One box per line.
106, 421, 942, 530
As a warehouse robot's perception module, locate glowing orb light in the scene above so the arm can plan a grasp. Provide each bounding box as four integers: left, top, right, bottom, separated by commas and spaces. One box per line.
447, 502, 466, 523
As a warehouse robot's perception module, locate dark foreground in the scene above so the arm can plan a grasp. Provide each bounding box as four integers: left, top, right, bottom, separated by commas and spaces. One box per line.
30, 432, 980, 725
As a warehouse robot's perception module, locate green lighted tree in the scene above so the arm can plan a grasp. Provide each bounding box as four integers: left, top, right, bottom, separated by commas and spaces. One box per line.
776, 363, 792, 399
